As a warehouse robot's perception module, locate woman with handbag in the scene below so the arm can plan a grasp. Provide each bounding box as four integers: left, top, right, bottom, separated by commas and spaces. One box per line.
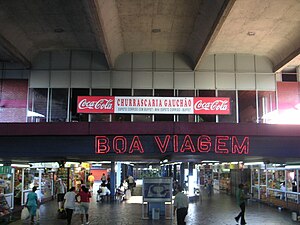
26, 186, 39, 224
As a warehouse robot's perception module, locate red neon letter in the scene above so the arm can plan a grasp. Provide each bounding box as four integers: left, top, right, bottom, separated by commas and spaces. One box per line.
155, 135, 170, 153
173, 135, 179, 153
215, 136, 229, 154
129, 136, 144, 154
180, 135, 196, 153
113, 136, 127, 154
197, 135, 211, 152
232, 136, 249, 154
96, 136, 110, 154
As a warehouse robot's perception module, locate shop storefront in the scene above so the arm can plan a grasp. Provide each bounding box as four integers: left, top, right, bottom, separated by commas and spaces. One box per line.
0, 165, 13, 220
249, 164, 300, 212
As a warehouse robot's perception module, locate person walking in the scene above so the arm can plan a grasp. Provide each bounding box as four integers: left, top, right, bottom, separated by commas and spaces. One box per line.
207, 176, 213, 197
25, 186, 39, 224
64, 187, 77, 225
87, 173, 95, 191
76, 185, 91, 225
173, 185, 189, 225
101, 173, 107, 184
55, 178, 67, 211
235, 183, 247, 225
127, 175, 135, 194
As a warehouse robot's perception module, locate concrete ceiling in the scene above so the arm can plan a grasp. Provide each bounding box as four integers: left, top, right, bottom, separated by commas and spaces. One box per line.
0, 0, 299, 72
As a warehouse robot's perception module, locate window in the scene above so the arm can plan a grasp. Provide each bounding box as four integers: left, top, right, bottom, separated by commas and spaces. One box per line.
91, 89, 110, 122
132, 89, 153, 122
238, 91, 256, 123
177, 90, 194, 122
111, 89, 131, 121
49, 89, 68, 122
282, 68, 297, 82
218, 90, 237, 123
27, 88, 48, 122
196, 90, 216, 122
154, 89, 174, 121
70, 88, 89, 122
258, 91, 276, 123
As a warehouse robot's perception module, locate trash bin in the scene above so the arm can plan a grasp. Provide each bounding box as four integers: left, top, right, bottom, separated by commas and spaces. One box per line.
292, 212, 297, 221
152, 208, 160, 220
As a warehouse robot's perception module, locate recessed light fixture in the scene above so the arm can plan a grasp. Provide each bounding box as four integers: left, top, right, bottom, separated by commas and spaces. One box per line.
152, 28, 161, 33
247, 31, 255, 36
54, 28, 65, 33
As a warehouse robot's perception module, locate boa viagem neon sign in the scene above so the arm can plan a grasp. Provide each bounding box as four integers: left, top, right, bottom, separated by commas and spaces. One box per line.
95, 135, 249, 155
78, 96, 230, 114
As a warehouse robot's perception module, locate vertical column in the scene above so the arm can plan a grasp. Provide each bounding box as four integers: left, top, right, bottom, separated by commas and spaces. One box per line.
173, 164, 177, 181
180, 163, 185, 189
116, 162, 122, 188
121, 163, 127, 182
110, 161, 116, 198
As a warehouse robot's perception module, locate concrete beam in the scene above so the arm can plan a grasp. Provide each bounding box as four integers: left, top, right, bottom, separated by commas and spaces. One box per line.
194, 0, 236, 71
0, 34, 31, 68
274, 48, 300, 73
85, 0, 124, 69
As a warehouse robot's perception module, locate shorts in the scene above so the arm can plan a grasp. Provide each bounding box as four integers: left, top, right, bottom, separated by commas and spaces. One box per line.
57, 193, 65, 202
80, 202, 90, 214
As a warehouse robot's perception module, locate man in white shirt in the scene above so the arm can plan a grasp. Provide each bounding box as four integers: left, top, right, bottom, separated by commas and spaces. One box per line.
173, 186, 189, 225
127, 175, 135, 194
64, 187, 76, 225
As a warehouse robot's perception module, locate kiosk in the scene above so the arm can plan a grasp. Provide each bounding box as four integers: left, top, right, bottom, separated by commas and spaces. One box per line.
142, 177, 173, 220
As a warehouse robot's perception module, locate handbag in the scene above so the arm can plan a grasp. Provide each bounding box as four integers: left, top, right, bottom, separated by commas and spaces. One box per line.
73, 203, 81, 215
21, 207, 30, 220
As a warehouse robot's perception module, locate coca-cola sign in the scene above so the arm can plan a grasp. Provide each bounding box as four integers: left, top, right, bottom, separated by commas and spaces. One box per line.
194, 97, 230, 114
77, 96, 114, 113
77, 96, 230, 115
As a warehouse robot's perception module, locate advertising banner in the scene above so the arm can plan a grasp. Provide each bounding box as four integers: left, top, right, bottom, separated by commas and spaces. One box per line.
77, 96, 230, 115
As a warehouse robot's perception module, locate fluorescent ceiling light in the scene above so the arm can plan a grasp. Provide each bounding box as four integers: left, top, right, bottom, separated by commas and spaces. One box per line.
11, 164, 30, 168
201, 160, 219, 163
285, 165, 300, 169
244, 162, 264, 166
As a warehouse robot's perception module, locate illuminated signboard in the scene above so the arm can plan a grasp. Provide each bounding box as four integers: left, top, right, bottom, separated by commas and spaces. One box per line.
95, 135, 249, 155
77, 96, 231, 115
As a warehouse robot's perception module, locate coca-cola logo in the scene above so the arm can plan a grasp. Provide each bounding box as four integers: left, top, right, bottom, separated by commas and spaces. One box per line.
194, 100, 229, 111
78, 99, 113, 110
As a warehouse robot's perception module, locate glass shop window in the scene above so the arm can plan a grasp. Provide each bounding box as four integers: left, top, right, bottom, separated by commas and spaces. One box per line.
90, 89, 110, 122
111, 89, 131, 122
218, 90, 237, 123
195, 90, 216, 122
49, 88, 68, 122
27, 88, 48, 122
154, 89, 174, 121
70, 88, 89, 122
238, 91, 257, 123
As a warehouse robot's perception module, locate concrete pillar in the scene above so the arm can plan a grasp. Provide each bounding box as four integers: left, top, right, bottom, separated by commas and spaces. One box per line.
110, 161, 116, 197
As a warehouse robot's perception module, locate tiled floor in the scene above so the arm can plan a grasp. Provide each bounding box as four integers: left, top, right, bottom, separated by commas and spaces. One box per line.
4, 190, 300, 225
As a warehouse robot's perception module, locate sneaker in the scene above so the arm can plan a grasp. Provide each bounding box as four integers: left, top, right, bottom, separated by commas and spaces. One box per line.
86, 222, 90, 225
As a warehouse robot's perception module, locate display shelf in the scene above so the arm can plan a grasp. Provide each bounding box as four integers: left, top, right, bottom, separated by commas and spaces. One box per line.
0, 194, 11, 217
